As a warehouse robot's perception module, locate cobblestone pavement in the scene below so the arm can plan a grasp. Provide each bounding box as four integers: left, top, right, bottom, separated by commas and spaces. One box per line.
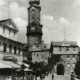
41, 74, 71, 80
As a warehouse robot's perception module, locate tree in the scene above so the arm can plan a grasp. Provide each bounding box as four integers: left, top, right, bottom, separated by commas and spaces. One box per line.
48, 54, 61, 71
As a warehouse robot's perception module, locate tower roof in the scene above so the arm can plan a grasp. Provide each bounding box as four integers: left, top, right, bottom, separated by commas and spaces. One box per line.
29, 0, 40, 5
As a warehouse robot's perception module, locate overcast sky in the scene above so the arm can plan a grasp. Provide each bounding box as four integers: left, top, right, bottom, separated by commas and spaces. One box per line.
0, 0, 80, 45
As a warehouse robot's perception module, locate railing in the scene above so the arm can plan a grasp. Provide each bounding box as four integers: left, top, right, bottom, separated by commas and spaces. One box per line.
0, 75, 34, 80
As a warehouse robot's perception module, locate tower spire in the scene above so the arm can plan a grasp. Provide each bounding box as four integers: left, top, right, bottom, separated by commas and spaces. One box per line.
27, 0, 43, 48
29, 0, 40, 5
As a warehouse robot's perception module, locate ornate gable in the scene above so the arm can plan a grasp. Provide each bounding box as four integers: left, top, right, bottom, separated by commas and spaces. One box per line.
0, 19, 18, 32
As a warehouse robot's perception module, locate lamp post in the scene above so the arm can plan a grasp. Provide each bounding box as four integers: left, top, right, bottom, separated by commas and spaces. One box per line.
22, 44, 27, 80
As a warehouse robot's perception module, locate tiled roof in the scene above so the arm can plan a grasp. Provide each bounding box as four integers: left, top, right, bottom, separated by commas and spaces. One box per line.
51, 41, 78, 47
0, 19, 18, 32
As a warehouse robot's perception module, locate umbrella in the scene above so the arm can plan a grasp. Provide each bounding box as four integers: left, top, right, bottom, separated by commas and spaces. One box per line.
1, 61, 21, 68
24, 68, 32, 72
0, 61, 12, 69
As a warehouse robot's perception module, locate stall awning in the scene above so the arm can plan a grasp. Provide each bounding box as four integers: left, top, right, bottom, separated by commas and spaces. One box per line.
0, 61, 12, 69
24, 68, 32, 72
17, 62, 29, 68
1, 61, 21, 68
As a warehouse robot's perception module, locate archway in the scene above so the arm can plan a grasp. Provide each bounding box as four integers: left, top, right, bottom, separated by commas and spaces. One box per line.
57, 64, 64, 75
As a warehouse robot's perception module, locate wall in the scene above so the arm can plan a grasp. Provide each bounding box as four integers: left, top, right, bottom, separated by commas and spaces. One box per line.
53, 54, 78, 75
53, 46, 78, 55
32, 51, 50, 64
0, 26, 17, 41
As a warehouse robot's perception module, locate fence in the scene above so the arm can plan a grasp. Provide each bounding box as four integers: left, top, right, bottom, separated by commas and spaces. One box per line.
0, 75, 34, 80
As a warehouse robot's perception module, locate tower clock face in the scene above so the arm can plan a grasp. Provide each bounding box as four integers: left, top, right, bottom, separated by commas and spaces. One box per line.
31, 27, 35, 30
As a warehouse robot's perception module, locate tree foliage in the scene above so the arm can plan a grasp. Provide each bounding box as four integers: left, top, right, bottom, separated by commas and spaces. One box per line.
48, 54, 61, 70
29, 62, 48, 76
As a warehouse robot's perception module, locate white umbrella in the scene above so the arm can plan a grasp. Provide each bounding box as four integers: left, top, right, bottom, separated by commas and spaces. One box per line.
0, 61, 12, 69
2, 61, 21, 68
17, 62, 29, 68
24, 68, 32, 71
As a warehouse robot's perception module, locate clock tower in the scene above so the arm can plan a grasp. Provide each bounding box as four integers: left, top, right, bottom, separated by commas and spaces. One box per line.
27, 0, 43, 48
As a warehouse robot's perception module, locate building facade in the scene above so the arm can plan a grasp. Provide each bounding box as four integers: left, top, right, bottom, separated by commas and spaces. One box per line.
26, 0, 51, 64
51, 40, 79, 75
29, 43, 51, 64
27, 0, 43, 48
0, 19, 24, 63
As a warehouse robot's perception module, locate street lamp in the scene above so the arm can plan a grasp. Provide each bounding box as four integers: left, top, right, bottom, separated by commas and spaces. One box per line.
22, 44, 27, 80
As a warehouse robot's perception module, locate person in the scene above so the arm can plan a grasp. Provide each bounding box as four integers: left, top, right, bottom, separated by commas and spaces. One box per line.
71, 72, 75, 80
52, 73, 54, 80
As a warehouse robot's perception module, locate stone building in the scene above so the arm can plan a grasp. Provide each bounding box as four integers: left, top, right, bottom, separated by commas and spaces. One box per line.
50, 40, 79, 75
27, 0, 43, 48
0, 19, 24, 63
26, 0, 50, 64
26, 0, 79, 76
28, 43, 51, 64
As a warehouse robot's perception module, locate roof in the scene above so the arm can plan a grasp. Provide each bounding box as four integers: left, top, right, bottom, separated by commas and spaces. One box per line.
0, 35, 22, 45
28, 43, 50, 52
51, 41, 78, 47
28, 4, 41, 10
0, 19, 18, 32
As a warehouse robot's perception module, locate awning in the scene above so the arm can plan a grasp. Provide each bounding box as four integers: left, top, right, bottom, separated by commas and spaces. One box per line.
17, 62, 29, 68
1, 61, 21, 68
24, 68, 32, 72
0, 61, 12, 69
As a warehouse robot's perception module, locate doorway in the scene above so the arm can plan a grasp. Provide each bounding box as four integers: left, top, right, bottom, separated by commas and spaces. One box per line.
57, 64, 64, 75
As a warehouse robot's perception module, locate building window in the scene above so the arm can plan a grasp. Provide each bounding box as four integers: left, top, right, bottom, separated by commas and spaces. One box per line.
18, 47, 21, 55
14, 46, 17, 54
9, 30, 11, 36
73, 55, 75, 58
52, 48, 54, 51
59, 47, 62, 51
3, 43, 7, 52
37, 54, 38, 57
73, 63, 75, 68
0, 42, 1, 50
66, 47, 69, 51
67, 63, 70, 68
73, 47, 76, 51
3, 27, 5, 33
67, 55, 70, 59
9, 44, 12, 53
14, 32, 16, 38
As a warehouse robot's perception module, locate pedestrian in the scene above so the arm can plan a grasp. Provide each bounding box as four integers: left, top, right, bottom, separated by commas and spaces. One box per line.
71, 72, 75, 80
52, 73, 54, 80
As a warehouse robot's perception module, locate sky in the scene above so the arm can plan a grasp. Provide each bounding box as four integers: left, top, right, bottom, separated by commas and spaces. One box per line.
0, 0, 80, 45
